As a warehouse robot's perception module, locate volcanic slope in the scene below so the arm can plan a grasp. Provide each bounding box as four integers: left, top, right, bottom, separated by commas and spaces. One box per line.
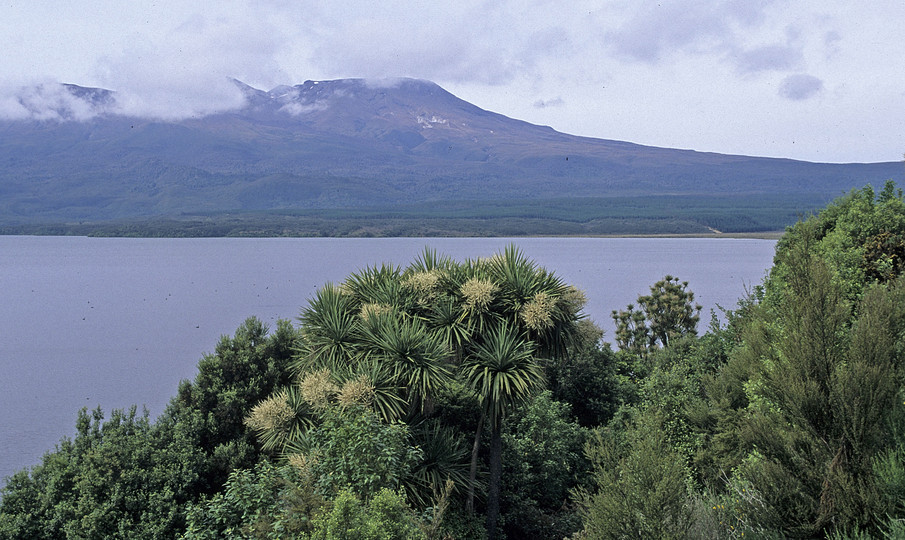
0, 78, 900, 232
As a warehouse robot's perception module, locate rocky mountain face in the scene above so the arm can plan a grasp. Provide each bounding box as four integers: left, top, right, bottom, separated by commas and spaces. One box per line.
0, 78, 900, 224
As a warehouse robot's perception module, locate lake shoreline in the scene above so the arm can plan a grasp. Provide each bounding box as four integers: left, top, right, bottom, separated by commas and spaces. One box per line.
1, 231, 786, 240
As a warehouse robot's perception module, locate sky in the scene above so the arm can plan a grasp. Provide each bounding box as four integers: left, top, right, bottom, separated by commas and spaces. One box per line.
1, 1, 903, 164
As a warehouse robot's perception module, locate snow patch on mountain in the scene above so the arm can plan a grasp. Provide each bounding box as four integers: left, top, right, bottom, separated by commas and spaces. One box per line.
417, 115, 449, 128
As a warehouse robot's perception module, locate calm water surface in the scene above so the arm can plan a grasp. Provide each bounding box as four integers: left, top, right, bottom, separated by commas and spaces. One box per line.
0, 236, 776, 483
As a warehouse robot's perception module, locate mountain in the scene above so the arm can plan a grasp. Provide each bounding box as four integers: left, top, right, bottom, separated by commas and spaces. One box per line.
0, 78, 901, 235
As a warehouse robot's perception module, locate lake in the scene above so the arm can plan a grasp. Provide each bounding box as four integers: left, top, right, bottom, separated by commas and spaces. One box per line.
0, 236, 776, 484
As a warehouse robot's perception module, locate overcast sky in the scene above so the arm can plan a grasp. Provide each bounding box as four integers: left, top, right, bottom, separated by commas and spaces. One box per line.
1, 1, 903, 163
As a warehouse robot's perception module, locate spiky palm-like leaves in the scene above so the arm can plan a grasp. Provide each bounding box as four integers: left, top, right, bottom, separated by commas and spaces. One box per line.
248, 245, 582, 529
409, 421, 473, 507
487, 246, 562, 315
459, 275, 502, 338
245, 386, 314, 453
330, 358, 407, 423
427, 296, 472, 362
407, 247, 454, 275
486, 245, 580, 359
295, 284, 360, 373
342, 263, 409, 309
462, 322, 545, 430
359, 309, 453, 414
402, 248, 454, 311
401, 270, 443, 308
296, 273, 455, 423
247, 363, 409, 457
461, 321, 545, 538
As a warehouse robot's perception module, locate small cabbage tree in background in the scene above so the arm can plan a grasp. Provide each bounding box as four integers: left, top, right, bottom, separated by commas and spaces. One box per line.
612, 275, 701, 354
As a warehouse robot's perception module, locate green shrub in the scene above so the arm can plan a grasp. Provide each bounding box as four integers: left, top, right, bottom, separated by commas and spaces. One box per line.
576, 411, 692, 539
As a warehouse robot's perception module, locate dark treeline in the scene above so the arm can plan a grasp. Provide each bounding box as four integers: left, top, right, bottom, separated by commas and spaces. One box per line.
0, 193, 825, 238
2, 182, 904, 539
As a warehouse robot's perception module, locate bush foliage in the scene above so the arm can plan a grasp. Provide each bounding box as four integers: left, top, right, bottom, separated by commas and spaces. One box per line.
3, 181, 904, 539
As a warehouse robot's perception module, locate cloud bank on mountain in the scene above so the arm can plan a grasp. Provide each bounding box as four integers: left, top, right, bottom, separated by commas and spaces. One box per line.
0, 1, 902, 162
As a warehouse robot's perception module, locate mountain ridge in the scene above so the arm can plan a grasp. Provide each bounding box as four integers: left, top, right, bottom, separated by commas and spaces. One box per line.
1, 78, 901, 234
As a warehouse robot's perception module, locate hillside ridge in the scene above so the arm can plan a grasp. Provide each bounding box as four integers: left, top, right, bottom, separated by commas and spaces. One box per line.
0, 79, 901, 233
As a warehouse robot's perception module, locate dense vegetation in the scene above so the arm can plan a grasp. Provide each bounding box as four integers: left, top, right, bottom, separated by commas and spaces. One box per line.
2, 181, 904, 539
0, 193, 825, 238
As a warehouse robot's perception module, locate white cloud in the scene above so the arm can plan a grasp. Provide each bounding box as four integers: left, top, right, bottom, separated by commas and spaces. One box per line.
362, 78, 412, 89
280, 100, 328, 116
0, 82, 114, 121
0, 1, 903, 162
0, 94, 29, 120
88, 9, 290, 118
603, 0, 778, 63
